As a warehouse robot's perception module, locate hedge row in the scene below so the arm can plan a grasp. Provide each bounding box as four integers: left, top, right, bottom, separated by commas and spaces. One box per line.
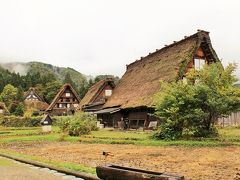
0, 116, 43, 127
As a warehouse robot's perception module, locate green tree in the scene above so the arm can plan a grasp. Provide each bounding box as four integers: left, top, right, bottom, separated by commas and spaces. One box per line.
13, 102, 25, 116
0, 84, 18, 108
16, 86, 24, 102
154, 63, 240, 139
78, 80, 89, 98
43, 81, 62, 103
64, 73, 74, 85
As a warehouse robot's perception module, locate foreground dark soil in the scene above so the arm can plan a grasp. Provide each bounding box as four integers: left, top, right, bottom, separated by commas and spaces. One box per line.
2, 141, 240, 180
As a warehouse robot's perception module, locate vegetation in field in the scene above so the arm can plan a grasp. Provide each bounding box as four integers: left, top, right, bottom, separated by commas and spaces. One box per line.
0, 116, 43, 127
0, 157, 16, 167
154, 63, 240, 139
57, 112, 98, 136
0, 126, 240, 147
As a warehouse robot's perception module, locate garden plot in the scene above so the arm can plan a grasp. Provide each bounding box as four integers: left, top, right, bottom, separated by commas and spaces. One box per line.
2, 141, 240, 180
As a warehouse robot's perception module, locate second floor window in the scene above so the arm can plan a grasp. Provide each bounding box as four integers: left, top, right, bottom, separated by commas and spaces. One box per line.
105, 90, 112, 97
194, 58, 206, 70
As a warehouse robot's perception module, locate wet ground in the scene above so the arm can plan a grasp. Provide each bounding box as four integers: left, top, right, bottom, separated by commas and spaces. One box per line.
0, 156, 84, 180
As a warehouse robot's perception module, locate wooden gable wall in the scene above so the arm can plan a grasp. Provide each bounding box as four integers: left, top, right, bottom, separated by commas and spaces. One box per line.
92, 83, 114, 104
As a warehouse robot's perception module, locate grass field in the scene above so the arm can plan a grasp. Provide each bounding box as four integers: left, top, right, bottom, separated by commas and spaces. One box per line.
0, 126, 240, 179
0, 126, 240, 147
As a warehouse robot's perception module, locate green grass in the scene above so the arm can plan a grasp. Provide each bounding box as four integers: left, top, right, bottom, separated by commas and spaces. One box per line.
0, 126, 240, 175
0, 126, 240, 147
0, 149, 96, 174
0, 157, 16, 166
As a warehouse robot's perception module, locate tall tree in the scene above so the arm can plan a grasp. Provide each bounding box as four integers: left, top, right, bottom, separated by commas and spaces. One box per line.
0, 84, 18, 108
13, 102, 25, 116
43, 81, 62, 103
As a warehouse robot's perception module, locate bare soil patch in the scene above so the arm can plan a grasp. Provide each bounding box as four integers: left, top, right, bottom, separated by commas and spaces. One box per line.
2, 142, 240, 180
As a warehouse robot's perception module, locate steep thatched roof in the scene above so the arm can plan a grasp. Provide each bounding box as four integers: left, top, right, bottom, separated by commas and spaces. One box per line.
24, 87, 45, 102
24, 101, 49, 111
79, 78, 115, 108
23, 87, 49, 111
104, 30, 219, 109
46, 83, 81, 111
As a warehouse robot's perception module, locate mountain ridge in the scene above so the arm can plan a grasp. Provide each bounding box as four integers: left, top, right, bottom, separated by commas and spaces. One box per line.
0, 61, 88, 87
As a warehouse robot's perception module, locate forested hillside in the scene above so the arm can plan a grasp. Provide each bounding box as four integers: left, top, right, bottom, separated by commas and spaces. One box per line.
1, 62, 87, 87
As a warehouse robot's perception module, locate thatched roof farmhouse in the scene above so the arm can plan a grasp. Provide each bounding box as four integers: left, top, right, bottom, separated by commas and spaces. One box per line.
95, 30, 220, 129
23, 88, 49, 111
79, 78, 115, 112
46, 83, 81, 115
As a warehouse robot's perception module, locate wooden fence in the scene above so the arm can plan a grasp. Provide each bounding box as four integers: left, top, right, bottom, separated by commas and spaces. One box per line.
217, 112, 240, 127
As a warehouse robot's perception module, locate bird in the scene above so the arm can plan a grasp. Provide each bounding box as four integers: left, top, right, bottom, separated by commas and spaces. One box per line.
102, 151, 114, 161
103, 151, 114, 157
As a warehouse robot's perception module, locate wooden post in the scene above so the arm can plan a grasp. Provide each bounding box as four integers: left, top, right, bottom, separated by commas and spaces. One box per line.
136, 120, 139, 130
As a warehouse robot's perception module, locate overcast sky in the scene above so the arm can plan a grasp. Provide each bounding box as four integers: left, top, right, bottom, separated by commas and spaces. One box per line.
0, 0, 239, 78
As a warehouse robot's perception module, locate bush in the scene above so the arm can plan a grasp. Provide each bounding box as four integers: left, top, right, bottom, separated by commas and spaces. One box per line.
154, 63, 240, 140
13, 103, 25, 116
58, 112, 98, 136
0, 115, 43, 127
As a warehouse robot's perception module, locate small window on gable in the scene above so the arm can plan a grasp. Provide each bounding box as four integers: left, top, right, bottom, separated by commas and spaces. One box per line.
66, 93, 71, 97
105, 90, 112, 97
194, 58, 206, 70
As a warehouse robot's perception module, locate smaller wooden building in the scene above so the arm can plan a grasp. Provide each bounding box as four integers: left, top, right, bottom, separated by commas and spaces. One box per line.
41, 114, 53, 126
23, 88, 49, 111
79, 78, 115, 112
0, 102, 9, 115
41, 114, 53, 132
46, 83, 81, 116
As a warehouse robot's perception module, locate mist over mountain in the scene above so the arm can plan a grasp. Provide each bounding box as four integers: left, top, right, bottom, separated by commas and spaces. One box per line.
0, 61, 89, 86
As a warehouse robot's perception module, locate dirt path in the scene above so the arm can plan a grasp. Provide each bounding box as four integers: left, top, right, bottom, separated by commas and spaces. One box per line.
0, 156, 82, 180
2, 142, 240, 180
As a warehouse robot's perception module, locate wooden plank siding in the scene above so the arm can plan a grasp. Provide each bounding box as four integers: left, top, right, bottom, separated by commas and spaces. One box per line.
217, 112, 240, 127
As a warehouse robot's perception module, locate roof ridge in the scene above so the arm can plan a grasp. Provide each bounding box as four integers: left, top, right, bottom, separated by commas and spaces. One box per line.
88, 77, 113, 91
126, 30, 209, 70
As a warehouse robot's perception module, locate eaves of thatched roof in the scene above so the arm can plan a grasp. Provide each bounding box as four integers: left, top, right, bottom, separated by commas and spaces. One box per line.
104, 30, 219, 109
24, 101, 49, 111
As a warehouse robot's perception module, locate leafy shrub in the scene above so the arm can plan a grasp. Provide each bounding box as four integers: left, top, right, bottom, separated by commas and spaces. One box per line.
154, 63, 240, 140
58, 112, 98, 136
